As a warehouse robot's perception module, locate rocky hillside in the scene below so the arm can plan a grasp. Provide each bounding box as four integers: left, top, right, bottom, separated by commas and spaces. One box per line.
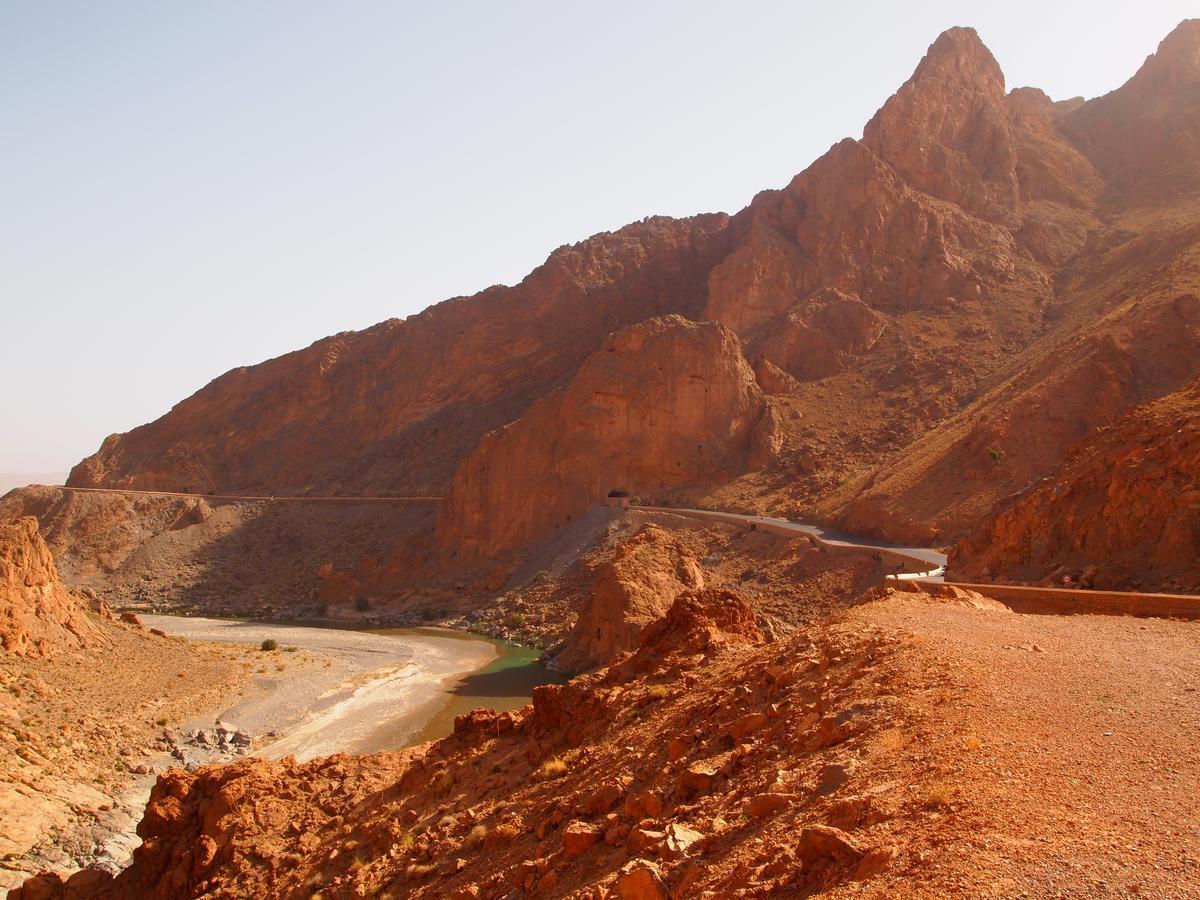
0, 517, 101, 657
19, 579, 1200, 898
0, 486, 423, 618
950, 378, 1200, 592
7, 20, 1200, 594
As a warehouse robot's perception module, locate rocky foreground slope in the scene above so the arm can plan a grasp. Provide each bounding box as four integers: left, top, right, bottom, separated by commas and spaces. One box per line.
17, 580, 1200, 899
9, 20, 1199, 599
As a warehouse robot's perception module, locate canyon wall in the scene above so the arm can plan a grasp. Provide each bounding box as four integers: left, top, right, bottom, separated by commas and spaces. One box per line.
13, 19, 1199, 590
435, 316, 768, 566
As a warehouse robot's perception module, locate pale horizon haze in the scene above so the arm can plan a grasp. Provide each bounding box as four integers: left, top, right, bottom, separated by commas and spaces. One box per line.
2, 1, 1195, 475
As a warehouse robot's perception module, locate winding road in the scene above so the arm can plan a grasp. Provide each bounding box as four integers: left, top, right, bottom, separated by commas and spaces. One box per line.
640, 506, 947, 579
52, 486, 441, 504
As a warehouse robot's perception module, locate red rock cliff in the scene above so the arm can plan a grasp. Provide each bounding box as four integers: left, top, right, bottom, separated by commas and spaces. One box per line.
435, 316, 767, 565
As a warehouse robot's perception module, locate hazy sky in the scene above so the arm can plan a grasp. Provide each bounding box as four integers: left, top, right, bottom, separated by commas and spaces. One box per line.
2, 1, 1194, 473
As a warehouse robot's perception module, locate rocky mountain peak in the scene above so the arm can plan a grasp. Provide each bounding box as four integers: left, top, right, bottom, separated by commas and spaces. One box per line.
1139, 18, 1200, 90
910, 26, 1006, 93
861, 26, 1018, 221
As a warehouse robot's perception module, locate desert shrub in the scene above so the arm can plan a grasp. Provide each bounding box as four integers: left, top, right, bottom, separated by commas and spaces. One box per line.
509, 612, 526, 628
646, 684, 670, 701
260, 638, 278, 652
355, 596, 370, 612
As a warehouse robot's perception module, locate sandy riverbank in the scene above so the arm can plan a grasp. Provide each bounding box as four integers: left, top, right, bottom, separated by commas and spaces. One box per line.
140, 616, 501, 761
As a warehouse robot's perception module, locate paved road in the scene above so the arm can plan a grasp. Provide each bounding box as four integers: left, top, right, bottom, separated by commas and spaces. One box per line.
54, 486, 441, 504
641, 506, 947, 578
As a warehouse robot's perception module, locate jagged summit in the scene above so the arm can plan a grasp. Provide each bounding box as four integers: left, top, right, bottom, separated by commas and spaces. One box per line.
1140, 18, 1200, 89
1059, 18, 1200, 203
908, 26, 1005, 91
861, 26, 1018, 221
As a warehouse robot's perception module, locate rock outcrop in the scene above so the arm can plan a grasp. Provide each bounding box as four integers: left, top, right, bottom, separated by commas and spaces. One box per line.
550, 524, 705, 674
436, 317, 767, 566
0, 517, 101, 657
951, 379, 1200, 592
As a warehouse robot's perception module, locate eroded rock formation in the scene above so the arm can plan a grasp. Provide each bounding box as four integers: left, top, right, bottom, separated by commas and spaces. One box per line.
16, 18, 1200, 592
550, 524, 705, 674
0, 517, 101, 657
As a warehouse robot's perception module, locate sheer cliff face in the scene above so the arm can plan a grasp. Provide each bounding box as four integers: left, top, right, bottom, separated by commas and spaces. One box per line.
435, 317, 766, 564
48, 20, 1200, 574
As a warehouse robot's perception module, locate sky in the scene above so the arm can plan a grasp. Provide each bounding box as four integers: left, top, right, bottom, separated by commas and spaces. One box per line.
1, 1, 1195, 474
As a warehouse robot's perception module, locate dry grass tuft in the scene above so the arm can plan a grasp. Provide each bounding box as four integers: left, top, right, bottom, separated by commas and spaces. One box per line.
536, 756, 569, 780
405, 863, 435, 880
877, 727, 905, 753
924, 781, 953, 808
964, 734, 983, 752
646, 684, 670, 701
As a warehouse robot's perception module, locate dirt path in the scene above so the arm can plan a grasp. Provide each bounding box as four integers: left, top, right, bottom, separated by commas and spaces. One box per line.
855, 593, 1200, 897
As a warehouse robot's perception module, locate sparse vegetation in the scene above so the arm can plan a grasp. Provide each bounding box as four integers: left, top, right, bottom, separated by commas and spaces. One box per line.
925, 782, 953, 808
260, 638, 278, 652
647, 684, 670, 701
989, 447, 1004, 462
536, 756, 568, 780
508, 612, 526, 628
355, 596, 370, 612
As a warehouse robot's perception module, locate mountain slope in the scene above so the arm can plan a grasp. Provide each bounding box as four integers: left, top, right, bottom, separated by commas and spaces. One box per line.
6, 20, 1197, 595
